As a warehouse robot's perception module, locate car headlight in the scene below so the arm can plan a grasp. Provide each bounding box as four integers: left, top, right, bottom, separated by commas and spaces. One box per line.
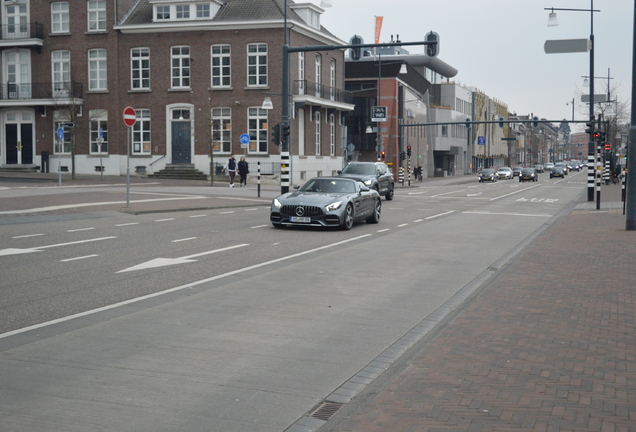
325, 201, 343, 211
273, 198, 282, 209
363, 179, 373, 186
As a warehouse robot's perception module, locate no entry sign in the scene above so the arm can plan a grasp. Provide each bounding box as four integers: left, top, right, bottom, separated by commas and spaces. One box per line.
123, 106, 136, 127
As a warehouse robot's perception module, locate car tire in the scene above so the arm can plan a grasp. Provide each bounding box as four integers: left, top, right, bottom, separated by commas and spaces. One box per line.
385, 184, 394, 201
519, 179, 523, 182
366, 199, 381, 224
341, 203, 354, 230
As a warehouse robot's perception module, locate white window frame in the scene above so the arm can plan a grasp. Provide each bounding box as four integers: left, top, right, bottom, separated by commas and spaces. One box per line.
171, 46, 190, 89
330, 58, 336, 100
211, 45, 231, 88
132, 109, 151, 155
247, 43, 267, 87
155, 5, 170, 20
87, 0, 106, 32
212, 107, 231, 153
131, 47, 150, 90
176, 4, 189, 19
89, 109, 108, 154
329, 114, 336, 156
51, 2, 69, 34
315, 54, 321, 97
248, 107, 268, 153
298, 52, 305, 95
315, 110, 321, 155
88, 48, 107, 91
196, 4, 211, 18
51, 50, 70, 98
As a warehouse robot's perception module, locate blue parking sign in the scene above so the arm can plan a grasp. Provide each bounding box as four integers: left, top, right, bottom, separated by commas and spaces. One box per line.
478, 136, 486, 145
57, 127, 64, 141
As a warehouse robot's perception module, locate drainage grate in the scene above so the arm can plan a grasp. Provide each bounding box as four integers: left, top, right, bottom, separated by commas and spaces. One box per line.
309, 401, 345, 421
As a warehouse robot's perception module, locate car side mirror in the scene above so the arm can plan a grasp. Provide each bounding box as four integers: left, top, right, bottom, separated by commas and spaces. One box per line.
360, 186, 370, 192
293, 184, 300, 190
337, 170, 342, 175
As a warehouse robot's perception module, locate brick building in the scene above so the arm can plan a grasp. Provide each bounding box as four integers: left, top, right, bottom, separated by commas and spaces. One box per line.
0, 0, 353, 182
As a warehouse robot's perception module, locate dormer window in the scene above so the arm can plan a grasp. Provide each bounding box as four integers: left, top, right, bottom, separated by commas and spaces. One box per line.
151, 1, 221, 22
290, 3, 323, 30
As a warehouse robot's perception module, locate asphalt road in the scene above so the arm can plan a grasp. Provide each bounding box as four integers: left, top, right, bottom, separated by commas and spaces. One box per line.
0, 172, 586, 431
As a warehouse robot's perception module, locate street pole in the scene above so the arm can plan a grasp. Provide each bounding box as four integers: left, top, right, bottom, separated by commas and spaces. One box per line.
587, 0, 596, 202
625, 0, 636, 230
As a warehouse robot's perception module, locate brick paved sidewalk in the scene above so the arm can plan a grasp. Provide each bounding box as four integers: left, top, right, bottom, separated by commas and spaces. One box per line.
327, 188, 636, 432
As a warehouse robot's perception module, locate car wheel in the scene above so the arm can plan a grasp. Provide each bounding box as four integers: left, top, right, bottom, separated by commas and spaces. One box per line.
385, 184, 394, 201
341, 203, 354, 230
366, 199, 381, 224
519, 179, 522, 182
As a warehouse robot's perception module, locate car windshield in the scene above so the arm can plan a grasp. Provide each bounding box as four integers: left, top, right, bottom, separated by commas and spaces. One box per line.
553, 167, 564, 171
341, 164, 376, 175
521, 169, 534, 174
481, 169, 495, 175
513, 167, 523, 171
300, 179, 355, 193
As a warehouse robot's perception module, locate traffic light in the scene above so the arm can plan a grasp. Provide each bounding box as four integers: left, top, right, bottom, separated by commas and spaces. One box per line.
271, 123, 281, 145
400, 151, 406, 161
532, 116, 539, 127
605, 143, 611, 151
499, 117, 504, 128
349, 35, 363, 61
593, 131, 600, 139
381, 151, 386, 160
585, 117, 595, 135
425, 31, 439, 57
282, 124, 290, 137
465, 117, 472, 129
407, 146, 412, 157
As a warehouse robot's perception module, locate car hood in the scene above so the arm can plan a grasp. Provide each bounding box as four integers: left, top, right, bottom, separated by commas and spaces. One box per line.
338, 173, 376, 181
275, 191, 349, 205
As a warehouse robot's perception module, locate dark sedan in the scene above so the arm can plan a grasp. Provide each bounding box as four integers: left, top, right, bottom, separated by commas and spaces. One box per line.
550, 167, 566, 178
478, 168, 497, 182
337, 162, 394, 200
270, 177, 381, 230
519, 168, 538, 182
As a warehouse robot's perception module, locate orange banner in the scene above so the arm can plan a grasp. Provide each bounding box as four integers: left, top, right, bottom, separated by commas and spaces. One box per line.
375, 16, 383, 44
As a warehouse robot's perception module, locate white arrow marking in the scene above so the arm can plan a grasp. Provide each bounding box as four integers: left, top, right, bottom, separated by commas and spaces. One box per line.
0, 237, 117, 256
117, 244, 249, 273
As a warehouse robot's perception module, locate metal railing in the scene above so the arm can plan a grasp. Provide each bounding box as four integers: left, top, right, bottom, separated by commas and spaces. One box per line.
0, 22, 44, 41
212, 161, 280, 175
293, 80, 353, 104
0, 81, 83, 101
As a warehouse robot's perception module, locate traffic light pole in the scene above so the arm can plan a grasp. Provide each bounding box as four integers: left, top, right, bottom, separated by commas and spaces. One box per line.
626, 1, 636, 230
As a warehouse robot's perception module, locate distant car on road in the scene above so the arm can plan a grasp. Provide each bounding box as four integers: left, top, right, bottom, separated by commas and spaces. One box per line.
554, 162, 569, 175
567, 160, 582, 171
544, 162, 555, 171
550, 166, 566, 179
512, 166, 524, 177
478, 168, 497, 182
534, 164, 544, 173
496, 167, 514, 180
270, 177, 381, 230
519, 168, 538, 182
337, 161, 394, 201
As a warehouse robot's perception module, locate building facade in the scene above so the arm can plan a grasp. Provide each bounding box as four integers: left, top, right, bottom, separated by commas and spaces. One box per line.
0, 0, 353, 183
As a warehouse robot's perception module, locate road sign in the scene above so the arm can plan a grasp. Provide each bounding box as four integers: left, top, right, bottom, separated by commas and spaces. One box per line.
56, 127, 64, 141
59, 122, 74, 128
98, 127, 104, 140
478, 136, 486, 145
239, 133, 250, 148
371, 106, 387, 122
544, 38, 590, 54
123, 106, 136, 127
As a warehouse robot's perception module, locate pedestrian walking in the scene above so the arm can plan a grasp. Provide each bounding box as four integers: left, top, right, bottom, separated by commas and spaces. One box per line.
223, 154, 237, 187
238, 156, 249, 187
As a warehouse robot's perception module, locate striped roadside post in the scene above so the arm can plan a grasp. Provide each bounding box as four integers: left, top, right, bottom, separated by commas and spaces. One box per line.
398, 167, 404, 186
257, 161, 261, 198
603, 159, 611, 185
596, 145, 601, 210
281, 152, 290, 192
588, 151, 595, 200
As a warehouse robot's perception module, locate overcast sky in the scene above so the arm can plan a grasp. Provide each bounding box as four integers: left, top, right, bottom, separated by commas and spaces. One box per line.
308, 0, 632, 132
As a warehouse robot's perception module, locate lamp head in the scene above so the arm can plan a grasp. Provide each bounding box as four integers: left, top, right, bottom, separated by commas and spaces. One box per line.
261, 97, 273, 110
547, 10, 558, 27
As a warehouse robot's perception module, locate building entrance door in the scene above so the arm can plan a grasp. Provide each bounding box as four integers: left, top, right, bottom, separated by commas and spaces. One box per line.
171, 121, 191, 164
3, 110, 34, 165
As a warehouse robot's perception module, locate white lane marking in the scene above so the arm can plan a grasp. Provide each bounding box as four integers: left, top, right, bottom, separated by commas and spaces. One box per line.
414, 219, 423, 223
118, 244, 249, 272
12, 233, 44, 239
61, 254, 99, 262
244, 208, 259, 212
490, 184, 540, 201
251, 225, 268, 229
425, 210, 455, 220
431, 190, 464, 198
377, 229, 390, 233
397, 223, 409, 228
0, 196, 209, 215
189, 214, 207, 218
115, 222, 139, 227
155, 218, 175, 222
172, 237, 197, 243
4, 234, 372, 339
463, 211, 552, 218
0, 236, 117, 256
219, 211, 235, 214
408, 191, 426, 195
68, 227, 95, 232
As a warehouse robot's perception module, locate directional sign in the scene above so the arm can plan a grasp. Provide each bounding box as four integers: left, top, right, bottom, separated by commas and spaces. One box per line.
57, 127, 64, 141
371, 106, 387, 122
59, 122, 74, 128
544, 38, 590, 54
98, 127, 104, 140
239, 133, 250, 149
122, 106, 136, 127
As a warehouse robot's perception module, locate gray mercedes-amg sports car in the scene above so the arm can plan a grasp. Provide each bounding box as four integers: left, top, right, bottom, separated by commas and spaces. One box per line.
270, 177, 381, 230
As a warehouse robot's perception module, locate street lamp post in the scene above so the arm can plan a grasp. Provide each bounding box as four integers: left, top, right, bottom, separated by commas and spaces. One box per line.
546, 1, 599, 202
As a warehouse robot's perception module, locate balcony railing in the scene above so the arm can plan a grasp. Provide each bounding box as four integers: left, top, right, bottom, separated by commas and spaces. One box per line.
0, 82, 83, 101
293, 80, 353, 105
0, 22, 44, 41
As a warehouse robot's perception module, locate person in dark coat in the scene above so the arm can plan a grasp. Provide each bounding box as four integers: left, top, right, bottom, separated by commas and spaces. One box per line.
238, 156, 249, 187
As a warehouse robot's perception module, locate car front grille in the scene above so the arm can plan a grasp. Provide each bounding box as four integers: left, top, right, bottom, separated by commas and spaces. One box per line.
280, 205, 324, 217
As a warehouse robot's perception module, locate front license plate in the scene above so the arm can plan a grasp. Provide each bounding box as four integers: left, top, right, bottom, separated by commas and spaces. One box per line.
290, 216, 311, 223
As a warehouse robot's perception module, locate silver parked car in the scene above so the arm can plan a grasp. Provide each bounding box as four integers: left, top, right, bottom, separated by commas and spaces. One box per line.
270, 177, 381, 230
